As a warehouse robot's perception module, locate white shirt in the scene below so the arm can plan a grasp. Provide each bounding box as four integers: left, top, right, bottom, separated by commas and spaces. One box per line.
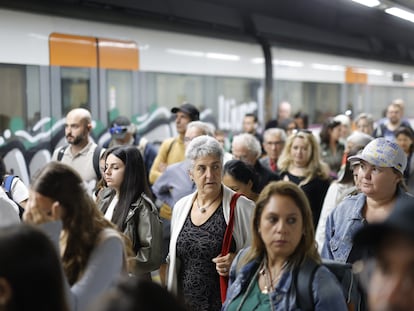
104, 195, 118, 221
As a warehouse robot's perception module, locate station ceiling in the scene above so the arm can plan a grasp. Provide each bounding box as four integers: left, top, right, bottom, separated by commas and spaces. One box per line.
2, 0, 414, 65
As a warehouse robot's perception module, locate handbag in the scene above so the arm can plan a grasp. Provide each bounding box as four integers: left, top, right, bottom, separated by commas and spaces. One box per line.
220, 192, 243, 303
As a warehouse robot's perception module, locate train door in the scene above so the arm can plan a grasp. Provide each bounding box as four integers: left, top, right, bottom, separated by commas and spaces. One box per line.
49, 33, 139, 140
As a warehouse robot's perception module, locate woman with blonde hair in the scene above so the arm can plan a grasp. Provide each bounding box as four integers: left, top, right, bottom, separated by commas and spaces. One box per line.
277, 130, 330, 227
222, 181, 347, 310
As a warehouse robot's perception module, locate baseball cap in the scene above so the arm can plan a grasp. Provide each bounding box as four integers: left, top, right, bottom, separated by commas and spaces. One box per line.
109, 116, 135, 139
353, 195, 414, 252
347, 137, 407, 174
171, 103, 200, 121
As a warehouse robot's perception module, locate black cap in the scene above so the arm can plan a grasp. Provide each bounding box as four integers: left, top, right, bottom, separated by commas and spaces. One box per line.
353, 195, 414, 253
111, 116, 131, 127
171, 103, 200, 121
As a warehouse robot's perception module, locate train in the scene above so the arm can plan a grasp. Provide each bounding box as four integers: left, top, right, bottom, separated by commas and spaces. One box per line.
0, 7, 414, 184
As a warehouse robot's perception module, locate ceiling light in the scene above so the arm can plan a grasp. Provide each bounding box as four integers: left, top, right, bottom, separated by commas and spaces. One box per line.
206, 53, 240, 61
251, 58, 264, 64
273, 60, 303, 67
166, 48, 204, 57
311, 63, 345, 71
351, 0, 380, 8
354, 68, 384, 76
385, 7, 414, 23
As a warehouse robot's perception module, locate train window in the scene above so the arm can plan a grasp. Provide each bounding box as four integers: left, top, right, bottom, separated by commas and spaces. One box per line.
215, 77, 259, 103
154, 73, 203, 108
26, 66, 41, 132
0, 64, 25, 134
107, 70, 133, 120
0, 64, 41, 135
61, 67, 90, 114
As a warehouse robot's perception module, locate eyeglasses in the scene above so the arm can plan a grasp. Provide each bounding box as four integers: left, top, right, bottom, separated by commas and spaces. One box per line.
359, 162, 384, 176
109, 125, 128, 135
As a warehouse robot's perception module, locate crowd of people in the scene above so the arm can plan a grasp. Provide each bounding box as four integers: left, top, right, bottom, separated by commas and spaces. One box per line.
1, 98, 414, 311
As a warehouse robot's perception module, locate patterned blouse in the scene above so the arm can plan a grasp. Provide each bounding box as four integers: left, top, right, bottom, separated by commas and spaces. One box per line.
176, 204, 235, 311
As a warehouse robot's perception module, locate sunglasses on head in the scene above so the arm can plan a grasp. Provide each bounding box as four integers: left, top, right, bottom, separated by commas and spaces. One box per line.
292, 129, 312, 135
109, 125, 128, 135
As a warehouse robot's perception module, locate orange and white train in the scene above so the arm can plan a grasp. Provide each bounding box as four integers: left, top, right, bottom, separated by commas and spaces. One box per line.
0, 7, 413, 183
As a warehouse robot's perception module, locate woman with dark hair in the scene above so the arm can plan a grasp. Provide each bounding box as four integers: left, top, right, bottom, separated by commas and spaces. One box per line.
23, 162, 130, 311
279, 118, 298, 137
97, 145, 162, 276
222, 181, 347, 310
88, 277, 187, 311
319, 118, 345, 177
395, 126, 414, 193
222, 159, 259, 202
0, 224, 69, 311
293, 111, 309, 130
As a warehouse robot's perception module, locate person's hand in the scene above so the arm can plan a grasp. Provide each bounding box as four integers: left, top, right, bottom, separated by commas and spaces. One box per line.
212, 252, 236, 277
23, 200, 62, 225
158, 162, 168, 173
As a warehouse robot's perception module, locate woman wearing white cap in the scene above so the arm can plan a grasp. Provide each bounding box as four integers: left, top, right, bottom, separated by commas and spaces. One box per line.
321, 137, 413, 264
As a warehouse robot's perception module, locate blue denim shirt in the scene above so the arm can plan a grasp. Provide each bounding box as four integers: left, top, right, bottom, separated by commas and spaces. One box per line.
321, 189, 412, 262
222, 249, 347, 311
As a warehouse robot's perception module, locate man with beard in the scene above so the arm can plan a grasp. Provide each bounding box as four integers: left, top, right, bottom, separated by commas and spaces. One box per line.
373, 99, 413, 141
149, 102, 199, 185
52, 108, 102, 194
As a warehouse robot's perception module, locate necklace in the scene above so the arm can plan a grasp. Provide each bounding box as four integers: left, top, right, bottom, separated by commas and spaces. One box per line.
259, 260, 286, 294
196, 191, 222, 213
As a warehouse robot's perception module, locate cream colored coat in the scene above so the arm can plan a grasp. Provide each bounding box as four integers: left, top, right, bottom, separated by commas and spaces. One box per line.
167, 184, 254, 294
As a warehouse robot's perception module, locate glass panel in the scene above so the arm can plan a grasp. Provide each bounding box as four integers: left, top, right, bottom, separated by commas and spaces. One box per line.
107, 70, 133, 121
304, 82, 341, 124
0, 64, 26, 134
61, 67, 90, 115
274, 80, 303, 119
26, 66, 41, 131
154, 73, 203, 108
145, 72, 262, 131
369, 85, 414, 120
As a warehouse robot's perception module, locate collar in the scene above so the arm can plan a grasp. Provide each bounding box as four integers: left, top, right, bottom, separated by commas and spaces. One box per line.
69, 141, 94, 157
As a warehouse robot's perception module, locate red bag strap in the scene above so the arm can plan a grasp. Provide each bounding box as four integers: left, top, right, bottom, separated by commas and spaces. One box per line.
220, 192, 243, 304
221, 192, 242, 255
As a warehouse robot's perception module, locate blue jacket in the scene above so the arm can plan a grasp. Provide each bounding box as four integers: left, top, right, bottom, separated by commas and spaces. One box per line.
321, 189, 413, 262
222, 248, 347, 311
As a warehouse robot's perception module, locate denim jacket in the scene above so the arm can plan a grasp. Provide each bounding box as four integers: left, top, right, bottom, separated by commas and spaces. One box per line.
321, 189, 412, 262
222, 248, 347, 311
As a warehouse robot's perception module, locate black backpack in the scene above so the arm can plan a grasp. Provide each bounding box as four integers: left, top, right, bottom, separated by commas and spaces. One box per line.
57, 145, 102, 180
295, 258, 365, 311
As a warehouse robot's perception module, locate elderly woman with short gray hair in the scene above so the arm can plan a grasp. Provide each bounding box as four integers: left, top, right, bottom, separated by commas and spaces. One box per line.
167, 135, 254, 311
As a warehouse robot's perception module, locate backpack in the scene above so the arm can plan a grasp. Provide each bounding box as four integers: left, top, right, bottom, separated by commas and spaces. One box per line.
57, 145, 103, 180
295, 258, 365, 311
3, 175, 25, 218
